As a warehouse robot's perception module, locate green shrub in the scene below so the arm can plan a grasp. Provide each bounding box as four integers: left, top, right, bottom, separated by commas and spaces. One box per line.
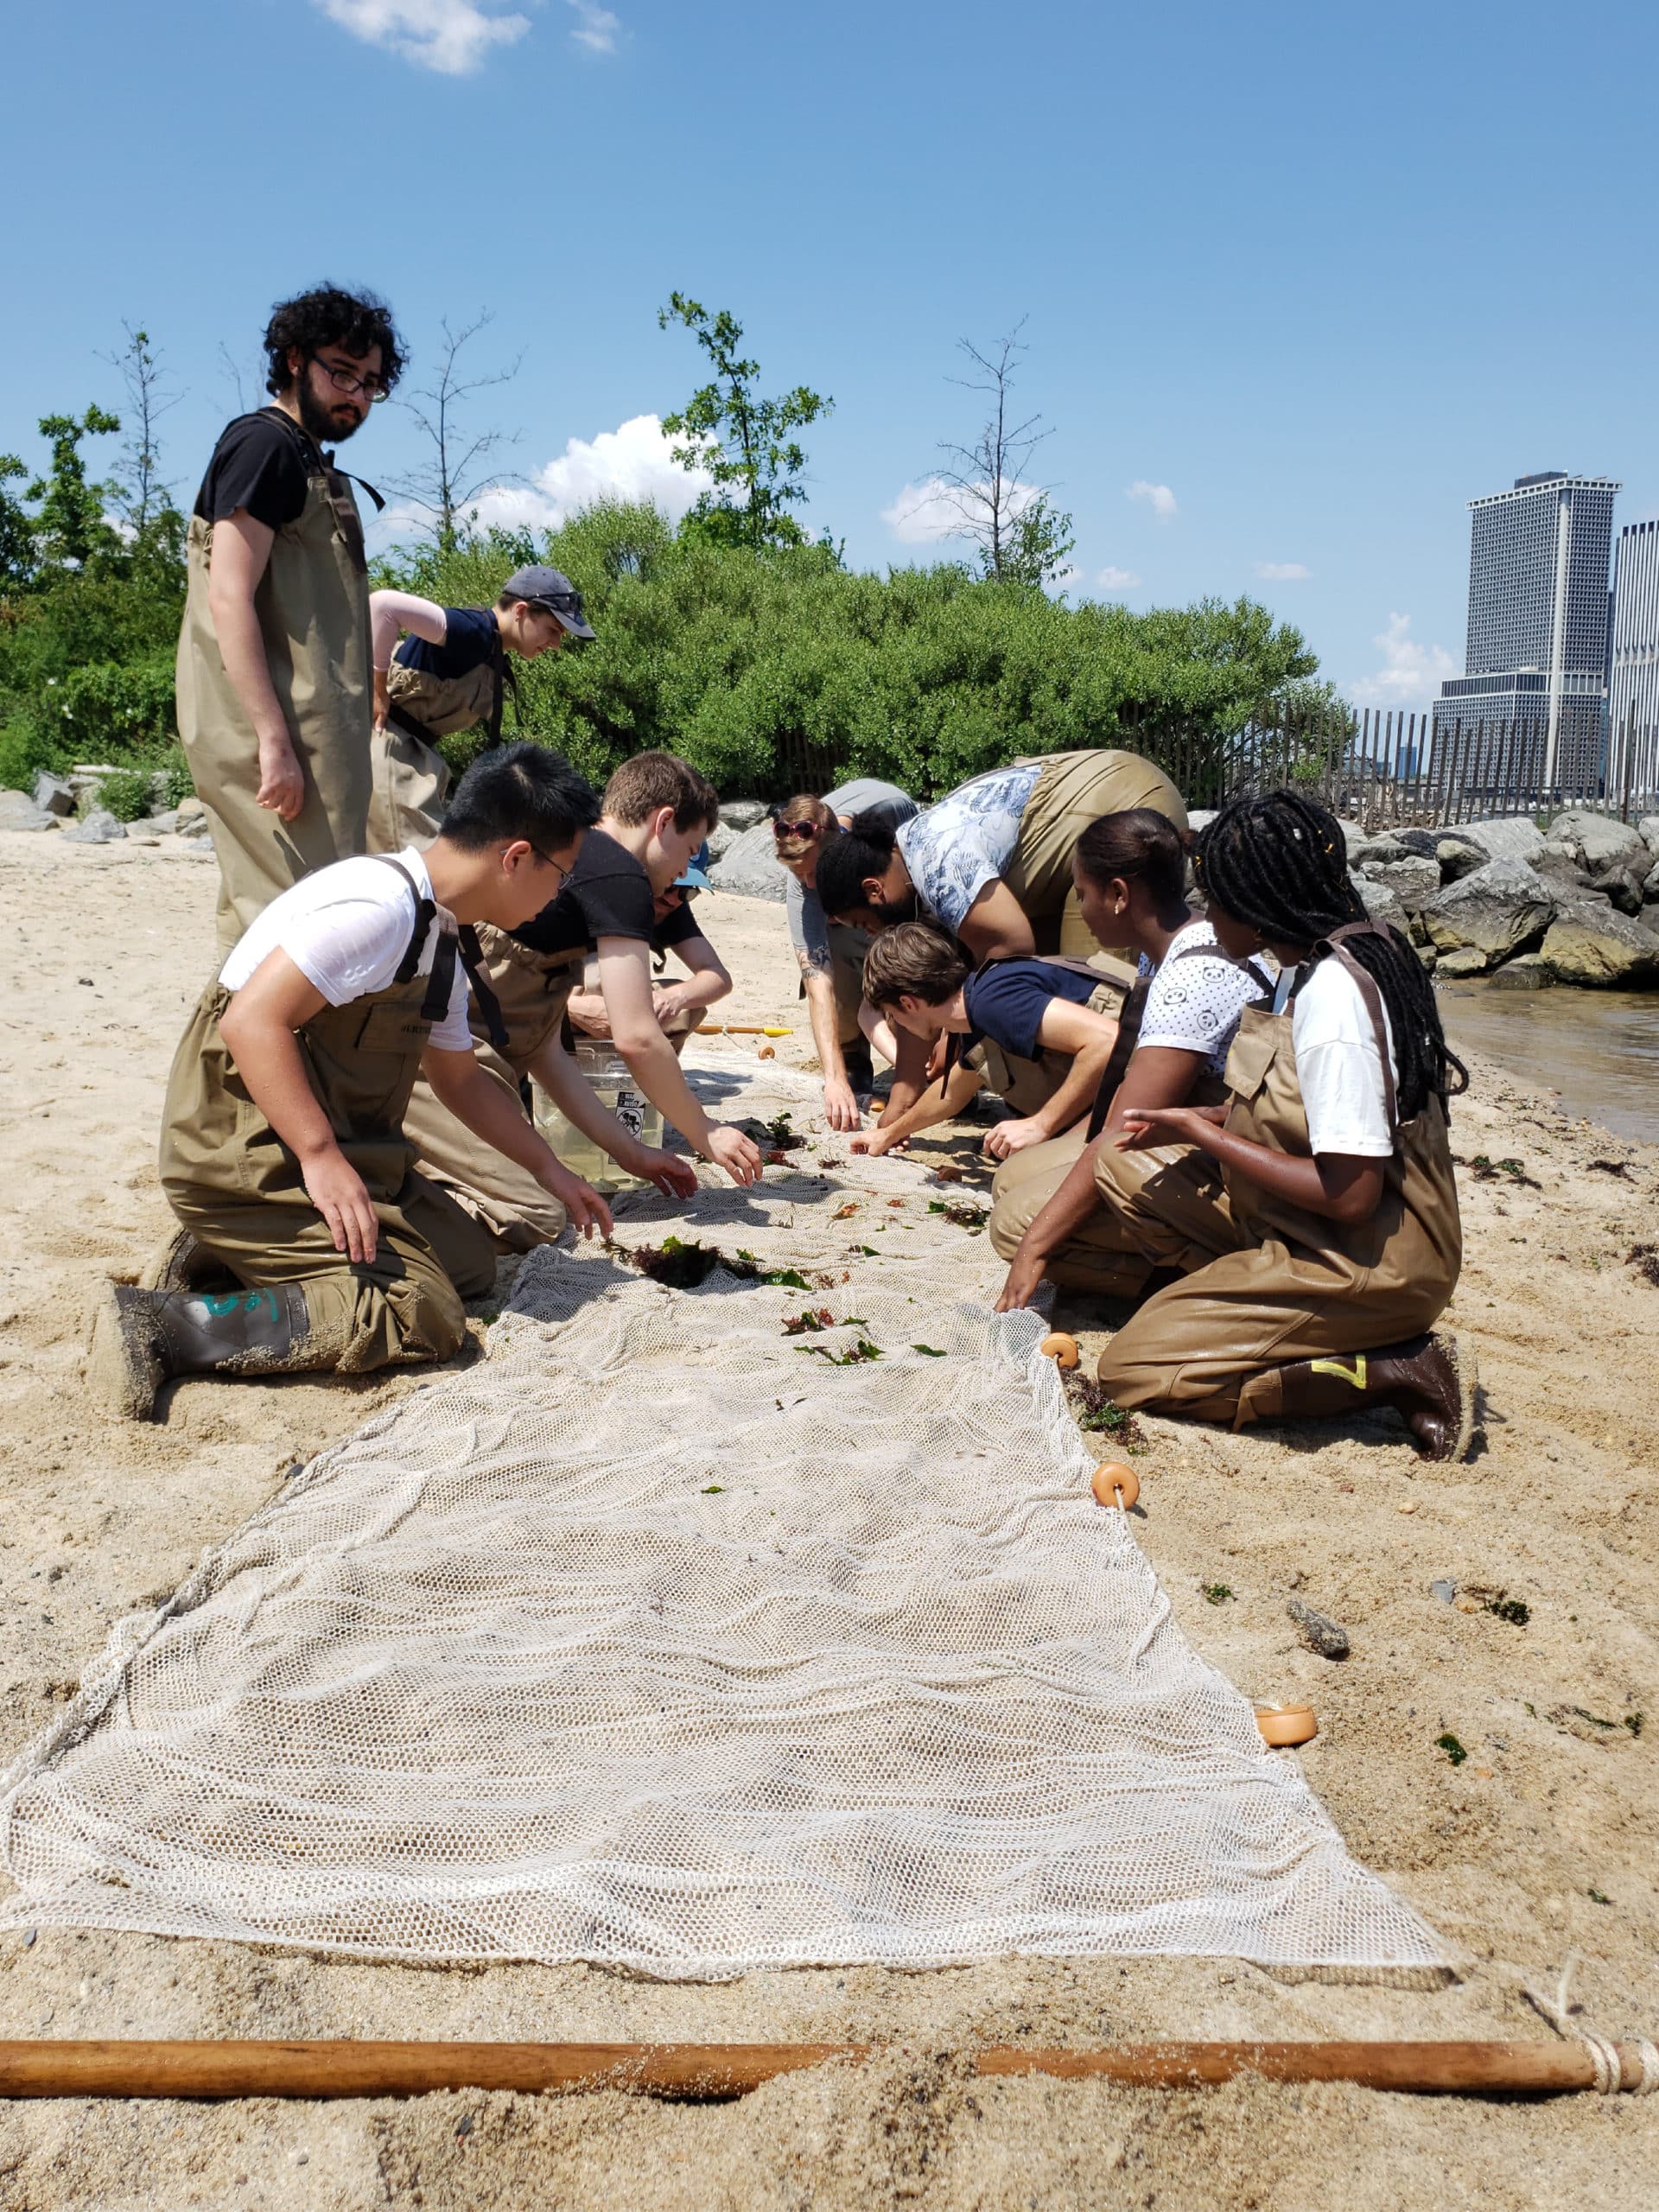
52, 653, 176, 754
0, 715, 64, 792
96, 766, 156, 821
152, 744, 193, 809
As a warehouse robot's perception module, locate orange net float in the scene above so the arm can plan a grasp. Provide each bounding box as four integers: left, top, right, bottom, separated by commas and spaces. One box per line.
1255, 1706, 1319, 1748
1091, 1462, 1140, 1510
1040, 1331, 1080, 1370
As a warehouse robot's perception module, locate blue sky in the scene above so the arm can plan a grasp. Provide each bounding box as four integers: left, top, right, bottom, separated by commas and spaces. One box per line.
5, 0, 1656, 711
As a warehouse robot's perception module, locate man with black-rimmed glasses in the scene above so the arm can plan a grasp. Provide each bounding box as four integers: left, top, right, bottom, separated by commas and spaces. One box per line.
177, 284, 404, 947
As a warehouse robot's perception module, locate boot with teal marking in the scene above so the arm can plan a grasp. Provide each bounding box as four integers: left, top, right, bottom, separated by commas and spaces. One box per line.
90, 1282, 311, 1421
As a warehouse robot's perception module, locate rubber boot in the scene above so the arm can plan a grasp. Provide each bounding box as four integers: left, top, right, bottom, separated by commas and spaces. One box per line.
842, 1040, 876, 1109
1271, 1332, 1476, 1462
138, 1225, 240, 1295
89, 1282, 312, 1421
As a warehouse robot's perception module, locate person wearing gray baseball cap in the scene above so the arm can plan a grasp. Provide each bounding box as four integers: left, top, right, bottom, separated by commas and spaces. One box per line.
365, 563, 596, 851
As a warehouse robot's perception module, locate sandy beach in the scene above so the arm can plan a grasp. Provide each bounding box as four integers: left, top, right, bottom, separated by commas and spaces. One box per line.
1, 823, 1656, 2209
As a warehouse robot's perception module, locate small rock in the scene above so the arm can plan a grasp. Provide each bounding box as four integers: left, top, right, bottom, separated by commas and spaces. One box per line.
1415, 942, 1439, 970
1365, 855, 1440, 912
1350, 833, 1408, 868
1436, 836, 1487, 883
137, 809, 179, 836
22, 1929, 35, 1947
1489, 953, 1554, 991
31, 770, 76, 817
1431, 1579, 1457, 1604
1437, 946, 1488, 976
717, 799, 769, 831
1589, 861, 1647, 916
175, 795, 207, 824
126, 833, 161, 847
60, 808, 126, 846
1286, 1597, 1350, 1659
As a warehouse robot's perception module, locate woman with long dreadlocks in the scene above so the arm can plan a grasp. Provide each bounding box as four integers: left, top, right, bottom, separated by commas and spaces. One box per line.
1082, 791, 1474, 1460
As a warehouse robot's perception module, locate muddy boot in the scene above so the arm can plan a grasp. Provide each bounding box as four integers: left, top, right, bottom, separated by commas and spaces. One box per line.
137, 1226, 239, 1295
1271, 1332, 1476, 1462
89, 1282, 312, 1421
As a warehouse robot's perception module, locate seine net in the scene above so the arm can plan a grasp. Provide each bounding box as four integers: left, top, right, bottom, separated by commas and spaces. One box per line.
0, 1050, 1444, 1975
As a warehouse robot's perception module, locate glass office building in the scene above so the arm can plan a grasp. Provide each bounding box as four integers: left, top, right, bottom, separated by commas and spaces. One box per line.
1608, 518, 1659, 798
1432, 473, 1620, 792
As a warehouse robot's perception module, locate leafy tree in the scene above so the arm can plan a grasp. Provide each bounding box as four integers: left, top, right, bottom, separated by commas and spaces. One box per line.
658, 296, 832, 551
27, 406, 122, 571
0, 453, 34, 588
932, 323, 1076, 589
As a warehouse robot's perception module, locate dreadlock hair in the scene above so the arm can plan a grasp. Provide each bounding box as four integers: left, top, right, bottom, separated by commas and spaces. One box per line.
861, 922, 969, 1012
816, 811, 899, 919
1195, 791, 1466, 1123
1074, 808, 1189, 912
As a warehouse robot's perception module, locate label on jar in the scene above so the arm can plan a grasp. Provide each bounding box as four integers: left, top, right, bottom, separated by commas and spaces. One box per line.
613, 1087, 647, 1142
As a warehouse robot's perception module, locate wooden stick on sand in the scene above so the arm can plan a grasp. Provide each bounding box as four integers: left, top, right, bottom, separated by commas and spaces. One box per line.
0, 2037, 1653, 2102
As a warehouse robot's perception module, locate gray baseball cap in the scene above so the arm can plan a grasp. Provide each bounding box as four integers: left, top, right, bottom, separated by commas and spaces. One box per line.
501, 563, 595, 639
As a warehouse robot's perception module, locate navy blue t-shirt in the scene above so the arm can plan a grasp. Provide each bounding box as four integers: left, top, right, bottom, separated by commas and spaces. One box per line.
963, 960, 1102, 1061
394, 606, 499, 678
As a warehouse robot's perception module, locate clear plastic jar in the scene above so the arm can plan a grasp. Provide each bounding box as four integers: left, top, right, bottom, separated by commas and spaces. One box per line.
533, 1039, 663, 1192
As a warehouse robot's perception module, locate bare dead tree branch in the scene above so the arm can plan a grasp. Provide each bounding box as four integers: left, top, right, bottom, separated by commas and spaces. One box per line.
932, 319, 1070, 585
389, 312, 526, 547
99, 324, 183, 531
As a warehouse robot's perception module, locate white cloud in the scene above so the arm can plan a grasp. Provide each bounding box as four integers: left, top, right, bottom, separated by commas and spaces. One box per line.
880, 474, 1040, 546
566, 0, 620, 51
1126, 480, 1178, 522
314, 0, 530, 73
378, 414, 712, 546
1096, 565, 1141, 590
1255, 560, 1311, 581
1348, 613, 1458, 709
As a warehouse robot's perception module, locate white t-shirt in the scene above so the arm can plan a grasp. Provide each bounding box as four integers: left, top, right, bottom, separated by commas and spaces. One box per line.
218, 848, 474, 1052
1274, 959, 1398, 1159
1136, 918, 1265, 1072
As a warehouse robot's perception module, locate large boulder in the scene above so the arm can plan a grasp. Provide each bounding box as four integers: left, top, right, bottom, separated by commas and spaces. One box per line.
1544, 810, 1647, 873
1363, 855, 1441, 912
1347, 831, 1408, 868
1637, 814, 1659, 856
1540, 900, 1659, 987
1422, 857, 1554, 965
1349, 871, 1406, 931
1436, 834, 1487, 883
1490, 953, 1554, 991
707, 817, 788, 902
1459, 815, 1547, 868
1436, 946, 1488, 977
30, 769, 75, 817
1392, 827, 1444, 861
60, 807, 126, 846
1588, 860, 1647, 916
718, 799, 769, 832
0, 789, 58, 832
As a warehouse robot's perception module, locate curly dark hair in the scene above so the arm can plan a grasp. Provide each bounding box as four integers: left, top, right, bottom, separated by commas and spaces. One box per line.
263, 285, 405, 397
1195, 790, 1466, 1125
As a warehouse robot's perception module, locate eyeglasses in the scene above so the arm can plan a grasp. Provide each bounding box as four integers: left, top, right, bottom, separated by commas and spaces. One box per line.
311, 355, 389, 404
773, 821, 820, 844
531, 846, 572, 893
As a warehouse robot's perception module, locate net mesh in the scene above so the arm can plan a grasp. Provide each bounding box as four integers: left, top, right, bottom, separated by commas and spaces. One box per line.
0, 1048, 1444, 1975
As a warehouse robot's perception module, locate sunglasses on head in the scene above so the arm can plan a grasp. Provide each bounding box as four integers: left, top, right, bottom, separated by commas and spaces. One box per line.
772, 820, 821, 843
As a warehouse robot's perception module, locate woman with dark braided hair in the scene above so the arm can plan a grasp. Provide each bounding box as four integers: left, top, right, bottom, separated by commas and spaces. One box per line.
1084, 791, 1474, 1460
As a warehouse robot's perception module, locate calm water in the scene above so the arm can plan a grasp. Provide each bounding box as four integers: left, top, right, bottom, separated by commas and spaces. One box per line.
1439, 982, 1659, 1145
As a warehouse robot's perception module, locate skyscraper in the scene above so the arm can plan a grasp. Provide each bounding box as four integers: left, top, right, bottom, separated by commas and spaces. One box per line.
1608, 518, 1659, 801
1432, 472, 1620, 791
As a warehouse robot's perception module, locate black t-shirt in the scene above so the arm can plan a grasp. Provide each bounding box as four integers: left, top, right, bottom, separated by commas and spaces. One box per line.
395, 606, 499, 679
193, 410, 315, 531
511, 829, 702, 958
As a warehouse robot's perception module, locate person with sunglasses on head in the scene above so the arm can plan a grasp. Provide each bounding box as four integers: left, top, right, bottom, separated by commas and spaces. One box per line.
771, 780, 918, 1129
365, 565, 596, 853
178, 284, 404, 949
403, 752, 762, 1255
92, 745, 615, 1421
564, 843, 734, 1056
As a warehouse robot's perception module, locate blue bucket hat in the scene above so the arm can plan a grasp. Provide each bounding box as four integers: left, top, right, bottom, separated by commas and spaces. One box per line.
676, 841, 714, 892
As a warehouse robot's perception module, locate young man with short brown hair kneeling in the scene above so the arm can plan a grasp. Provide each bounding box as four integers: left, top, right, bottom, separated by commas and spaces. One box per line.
92, 742, 610, 1420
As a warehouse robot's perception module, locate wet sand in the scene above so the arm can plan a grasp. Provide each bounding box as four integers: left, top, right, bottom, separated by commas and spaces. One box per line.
1, 826, 1656, 2209
1441, 979, 1659, 1146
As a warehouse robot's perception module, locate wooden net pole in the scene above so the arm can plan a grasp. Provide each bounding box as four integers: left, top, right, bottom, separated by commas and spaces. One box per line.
0, 2037, 1652, 2103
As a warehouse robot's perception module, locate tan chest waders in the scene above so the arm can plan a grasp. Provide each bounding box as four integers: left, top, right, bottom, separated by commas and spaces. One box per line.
368, 621, 512, 853
1001, 750, 1187, 957
984, 940, 1257, 1294
1091, 925, 1464, 1431
176, 410, 374, 949
157, 860, 499, 1376
402, 923, 586, 1253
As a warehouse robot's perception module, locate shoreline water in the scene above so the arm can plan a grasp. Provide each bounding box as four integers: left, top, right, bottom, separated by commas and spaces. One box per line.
1440, 979, 1659, 1146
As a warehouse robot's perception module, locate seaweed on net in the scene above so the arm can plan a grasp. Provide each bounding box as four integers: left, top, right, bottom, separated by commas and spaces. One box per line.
615, 1236, 819, 1294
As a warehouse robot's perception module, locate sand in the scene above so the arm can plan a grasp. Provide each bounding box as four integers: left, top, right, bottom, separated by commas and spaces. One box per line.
1, 823, 1656, 2209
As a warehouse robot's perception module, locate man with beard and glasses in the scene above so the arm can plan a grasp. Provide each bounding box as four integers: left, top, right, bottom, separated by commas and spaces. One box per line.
177, 284, 404, 947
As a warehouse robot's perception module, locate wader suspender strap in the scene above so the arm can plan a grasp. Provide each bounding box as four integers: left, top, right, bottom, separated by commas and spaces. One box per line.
371, 856, 457, 1025
455, 925, 512, 1056
1082, 940, 1272, 1143
259, 408, 386, 512
387, 613, 513, 751
1301, 920, 1401, 1137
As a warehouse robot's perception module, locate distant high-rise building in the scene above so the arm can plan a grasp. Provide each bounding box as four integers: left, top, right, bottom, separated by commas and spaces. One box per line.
1432, 472, 1620, 791
1608, 518, 1659, 799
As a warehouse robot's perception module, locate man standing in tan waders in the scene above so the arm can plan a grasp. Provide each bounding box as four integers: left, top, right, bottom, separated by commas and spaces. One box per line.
90, 746, 611, 1420
365, 566, 596, 852
816, 747, 1186, 1128
177, 285, 404, 949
